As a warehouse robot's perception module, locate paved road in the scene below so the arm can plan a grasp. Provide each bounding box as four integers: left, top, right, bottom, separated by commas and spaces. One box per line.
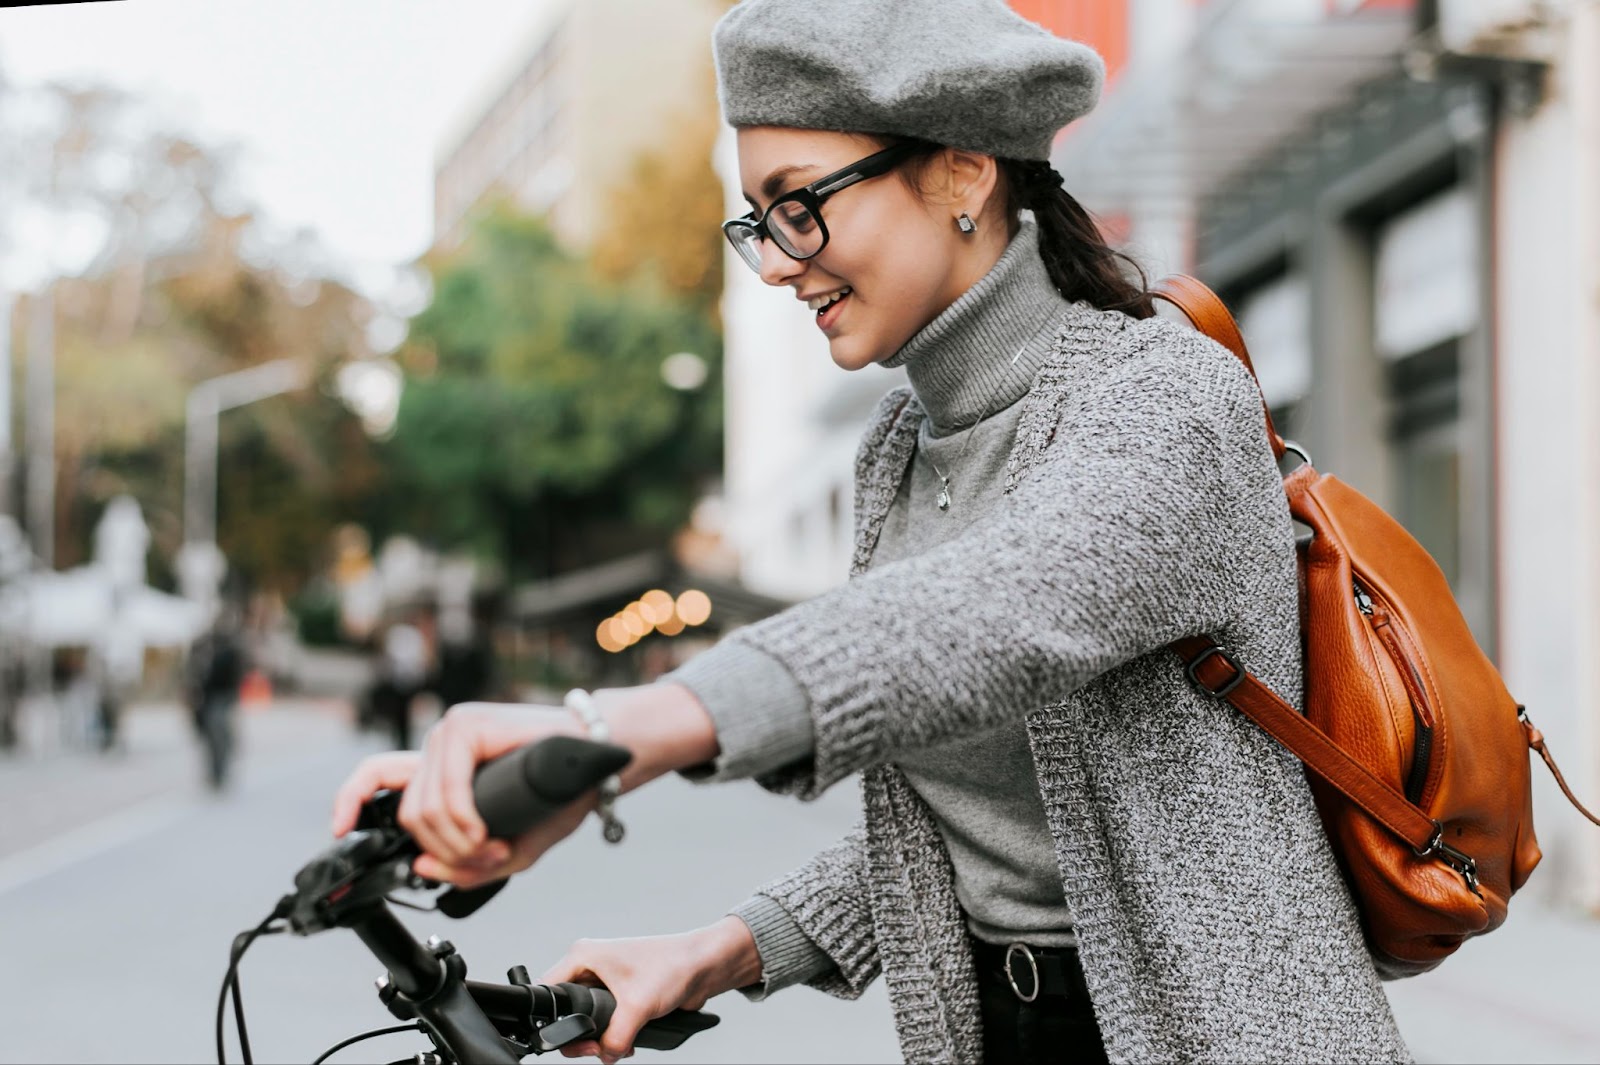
1, 702, 1597, 1064
0, 703, 900, 1064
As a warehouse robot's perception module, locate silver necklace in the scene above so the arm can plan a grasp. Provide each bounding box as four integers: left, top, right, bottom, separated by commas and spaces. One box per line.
927, 344, 1026, 511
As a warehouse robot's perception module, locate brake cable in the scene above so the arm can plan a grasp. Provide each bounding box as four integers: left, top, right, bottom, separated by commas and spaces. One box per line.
217, 896, 293, 1065
310, 1022, 425, 1065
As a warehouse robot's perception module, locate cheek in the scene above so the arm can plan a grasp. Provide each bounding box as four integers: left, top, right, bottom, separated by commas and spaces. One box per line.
814, 204, 951, 363
856, 243, 946, 347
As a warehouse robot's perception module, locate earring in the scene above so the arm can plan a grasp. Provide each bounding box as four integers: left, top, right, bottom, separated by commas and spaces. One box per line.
956, 212, 976, 234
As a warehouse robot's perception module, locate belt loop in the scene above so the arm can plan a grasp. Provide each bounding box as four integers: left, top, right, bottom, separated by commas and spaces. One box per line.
1004, 942, 1040, 1003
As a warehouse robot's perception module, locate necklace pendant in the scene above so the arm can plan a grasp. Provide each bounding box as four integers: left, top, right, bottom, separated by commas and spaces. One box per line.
937, 484, 952, 511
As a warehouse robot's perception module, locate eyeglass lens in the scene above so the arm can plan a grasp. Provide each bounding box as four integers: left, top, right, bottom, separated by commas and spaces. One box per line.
729, 198, 824, 273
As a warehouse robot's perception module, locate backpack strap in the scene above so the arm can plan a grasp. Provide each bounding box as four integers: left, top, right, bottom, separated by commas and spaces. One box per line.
1520, 709, 1600, 827
1149, 275, 1288, 463
1170, 636, 1441, 852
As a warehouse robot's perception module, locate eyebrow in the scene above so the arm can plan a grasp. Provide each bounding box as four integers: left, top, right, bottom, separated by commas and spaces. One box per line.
742, 163, 823, 211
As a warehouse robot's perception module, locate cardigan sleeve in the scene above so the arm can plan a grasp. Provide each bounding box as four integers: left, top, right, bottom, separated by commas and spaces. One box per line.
661, 641, 814, 783
708, 339, 1273, 799
727, 822, 882, 1001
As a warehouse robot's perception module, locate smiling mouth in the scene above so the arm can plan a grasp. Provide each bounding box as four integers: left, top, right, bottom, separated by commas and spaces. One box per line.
809, 286, 852, 317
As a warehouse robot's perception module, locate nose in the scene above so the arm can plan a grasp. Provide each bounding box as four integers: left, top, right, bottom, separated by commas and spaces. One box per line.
756, 236, 804, 288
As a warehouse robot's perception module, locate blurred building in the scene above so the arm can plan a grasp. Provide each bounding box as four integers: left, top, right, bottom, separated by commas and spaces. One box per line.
432, 0, 728, 252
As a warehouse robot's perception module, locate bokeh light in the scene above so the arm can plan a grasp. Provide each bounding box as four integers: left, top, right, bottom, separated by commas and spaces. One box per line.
675, 589, 711, 627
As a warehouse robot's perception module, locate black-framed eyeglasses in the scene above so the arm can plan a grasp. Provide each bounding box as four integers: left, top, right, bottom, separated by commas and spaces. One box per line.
723, 142, 920, 274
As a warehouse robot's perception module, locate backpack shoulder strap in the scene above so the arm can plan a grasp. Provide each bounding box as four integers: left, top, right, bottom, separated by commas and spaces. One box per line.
1170, 636, 1440, 852
1150, 275, 1288, 462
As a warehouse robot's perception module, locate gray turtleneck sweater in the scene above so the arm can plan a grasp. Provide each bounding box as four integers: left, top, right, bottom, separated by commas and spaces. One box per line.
667, 216, 1075, 990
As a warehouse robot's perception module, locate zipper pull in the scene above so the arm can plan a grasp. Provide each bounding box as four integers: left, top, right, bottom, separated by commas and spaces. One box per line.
1353, 580, 1374, 616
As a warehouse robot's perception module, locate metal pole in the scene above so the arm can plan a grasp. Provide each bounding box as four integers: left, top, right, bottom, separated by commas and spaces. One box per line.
24, 285, 53, 569
180, 359, 306, 608
183, 388, 219, 548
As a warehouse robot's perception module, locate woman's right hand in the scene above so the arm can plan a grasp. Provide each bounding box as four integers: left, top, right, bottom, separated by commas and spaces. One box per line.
329, 686, 721, 887
542, 916, 763, 1064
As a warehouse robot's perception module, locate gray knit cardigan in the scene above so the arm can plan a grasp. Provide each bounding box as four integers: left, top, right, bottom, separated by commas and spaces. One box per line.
708, 301, 1411, 1063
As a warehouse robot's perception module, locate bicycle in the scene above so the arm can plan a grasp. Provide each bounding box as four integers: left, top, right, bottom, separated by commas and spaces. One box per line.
219, 734, 721, 1064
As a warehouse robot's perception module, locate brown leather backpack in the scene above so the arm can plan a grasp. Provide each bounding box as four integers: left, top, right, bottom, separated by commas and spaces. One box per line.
1152, 274, 1600, 977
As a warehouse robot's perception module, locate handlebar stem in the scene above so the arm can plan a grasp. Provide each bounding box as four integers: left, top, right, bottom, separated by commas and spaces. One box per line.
347, 905, 522, 1065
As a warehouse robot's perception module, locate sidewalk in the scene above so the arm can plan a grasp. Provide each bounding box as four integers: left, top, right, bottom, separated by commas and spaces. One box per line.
1384, 903, 1600, 1063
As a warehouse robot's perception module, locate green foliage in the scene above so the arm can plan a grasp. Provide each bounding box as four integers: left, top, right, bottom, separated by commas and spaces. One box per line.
383, 204, 722, 578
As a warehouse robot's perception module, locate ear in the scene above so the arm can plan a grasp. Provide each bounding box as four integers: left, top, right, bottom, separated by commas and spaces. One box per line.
939, 147, 1001, 220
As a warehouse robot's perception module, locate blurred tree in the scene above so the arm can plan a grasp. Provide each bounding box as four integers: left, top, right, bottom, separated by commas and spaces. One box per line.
386, 201, 723, 580
2, 83, 387, 595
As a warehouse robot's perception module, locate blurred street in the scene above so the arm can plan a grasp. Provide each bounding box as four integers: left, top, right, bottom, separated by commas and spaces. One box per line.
0, 697, 901, 1065
0, 697, 1594, 1064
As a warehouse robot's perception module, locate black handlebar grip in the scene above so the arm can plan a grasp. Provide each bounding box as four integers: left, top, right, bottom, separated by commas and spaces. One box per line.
554, 982, 617, 1032
470, 735, 632, 841
550, 984, 720, 1052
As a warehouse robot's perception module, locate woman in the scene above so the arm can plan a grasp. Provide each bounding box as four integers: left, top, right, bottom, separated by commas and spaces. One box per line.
331, 1, 1411, 1061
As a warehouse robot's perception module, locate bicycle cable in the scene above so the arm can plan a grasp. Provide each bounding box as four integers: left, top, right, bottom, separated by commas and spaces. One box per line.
217, 895, 294, 1065
383, 894, 439, 914
311, 1022, 425, 1065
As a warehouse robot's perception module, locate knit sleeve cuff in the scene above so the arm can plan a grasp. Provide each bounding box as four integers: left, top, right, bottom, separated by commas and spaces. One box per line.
662, 641, 814, 784
729, 894, 836, 1002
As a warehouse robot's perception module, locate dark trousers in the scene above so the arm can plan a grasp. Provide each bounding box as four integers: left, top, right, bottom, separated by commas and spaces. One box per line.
975, 942, 1108, 1065
196, 694, 237, 789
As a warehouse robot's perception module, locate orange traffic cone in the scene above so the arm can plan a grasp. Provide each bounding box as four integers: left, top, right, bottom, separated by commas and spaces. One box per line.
240, 669, 273, 712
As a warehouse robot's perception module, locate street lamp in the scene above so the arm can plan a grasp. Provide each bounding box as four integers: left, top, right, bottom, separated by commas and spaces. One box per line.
178, 358, 308, 609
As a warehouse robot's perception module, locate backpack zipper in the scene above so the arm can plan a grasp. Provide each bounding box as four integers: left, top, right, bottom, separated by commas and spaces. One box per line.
1353, 577, 1436, 805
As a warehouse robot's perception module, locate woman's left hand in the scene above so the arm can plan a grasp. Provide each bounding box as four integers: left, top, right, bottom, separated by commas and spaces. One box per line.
330, 686, 720, 887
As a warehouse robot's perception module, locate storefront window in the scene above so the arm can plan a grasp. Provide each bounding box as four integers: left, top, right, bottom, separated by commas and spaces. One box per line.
1235, 272, 1312, 442
1374, 185, 1475, 598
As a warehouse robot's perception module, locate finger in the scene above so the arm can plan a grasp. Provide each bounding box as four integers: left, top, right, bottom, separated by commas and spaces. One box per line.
440, 715, 492, 849
599, 1003, 650, 1061
407, 728, 482, 864
538, 947, 595, 988
331, 753, 419, 835
411, 845, 511, 888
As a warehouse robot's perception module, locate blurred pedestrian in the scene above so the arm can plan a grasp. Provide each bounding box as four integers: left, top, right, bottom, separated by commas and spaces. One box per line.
375, 608, 432, 750
432, 604, 494, 711
0, 650, 21, 752
332, 2, 1411, 1062
90, 593, 144, 754
188, 606, 246, 791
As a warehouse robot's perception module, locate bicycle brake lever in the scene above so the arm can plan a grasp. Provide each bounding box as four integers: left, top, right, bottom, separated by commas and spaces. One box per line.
437, 878, 509, 918
534, 1013, 597, 1053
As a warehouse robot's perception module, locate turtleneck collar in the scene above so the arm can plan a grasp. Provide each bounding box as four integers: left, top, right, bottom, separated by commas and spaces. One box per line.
882, 215, 1067, 435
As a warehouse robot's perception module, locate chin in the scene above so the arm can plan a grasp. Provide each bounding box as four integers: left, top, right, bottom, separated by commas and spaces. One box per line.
827, 336, 884, 372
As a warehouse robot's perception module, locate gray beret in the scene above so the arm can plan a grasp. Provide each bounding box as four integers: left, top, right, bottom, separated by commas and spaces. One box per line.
712, 0, 1104, 162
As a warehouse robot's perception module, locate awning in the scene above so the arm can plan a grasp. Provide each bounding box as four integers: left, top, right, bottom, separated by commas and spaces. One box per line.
1054, 0, 1419, 215
0, 567, 208, 648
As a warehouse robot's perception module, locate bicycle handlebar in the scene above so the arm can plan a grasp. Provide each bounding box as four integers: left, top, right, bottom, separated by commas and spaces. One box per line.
252, 734, 719, 1064
471, 734, 632, 839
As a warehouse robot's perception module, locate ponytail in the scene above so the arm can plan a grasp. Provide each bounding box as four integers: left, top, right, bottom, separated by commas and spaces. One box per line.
999, 158, 1154, 319
885, 135, 1154, 320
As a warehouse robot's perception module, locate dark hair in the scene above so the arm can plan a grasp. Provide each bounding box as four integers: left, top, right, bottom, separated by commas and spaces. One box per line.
883, 136, 1154, 319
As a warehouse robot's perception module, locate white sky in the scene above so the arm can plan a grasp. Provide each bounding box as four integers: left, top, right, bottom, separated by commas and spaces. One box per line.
0, 0, 556, 302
